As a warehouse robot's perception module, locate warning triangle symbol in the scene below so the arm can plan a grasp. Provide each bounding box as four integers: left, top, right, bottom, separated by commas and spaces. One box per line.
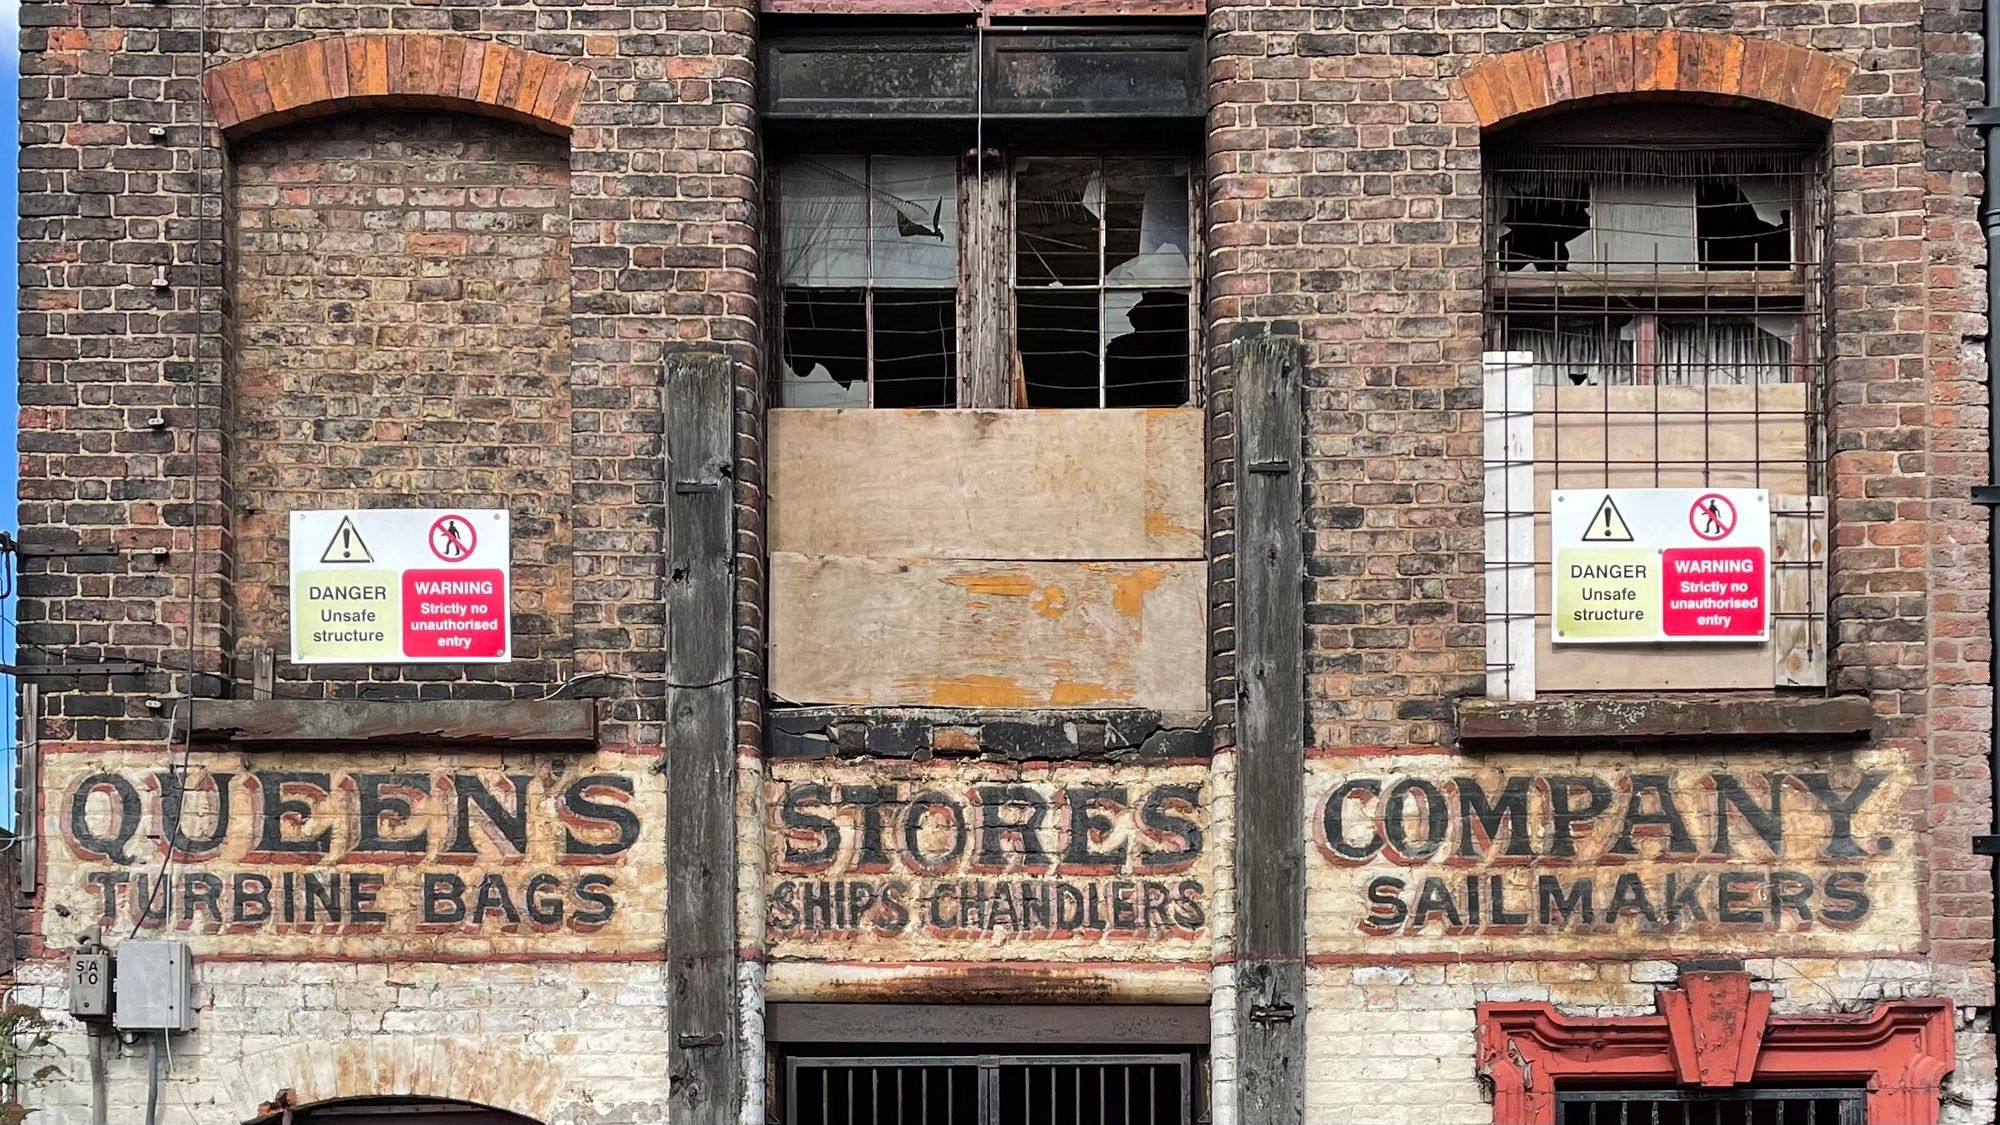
319, 517, 375, 564
1581, 495, 1635, 542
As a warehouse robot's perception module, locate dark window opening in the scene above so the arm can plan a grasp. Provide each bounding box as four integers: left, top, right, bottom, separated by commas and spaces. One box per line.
785, 1052, 1193, 1125
1557, 1087, 1863, 1125
772, 148, 1194, 410
1014, 156, 1192, 409
778, 155, 959, 408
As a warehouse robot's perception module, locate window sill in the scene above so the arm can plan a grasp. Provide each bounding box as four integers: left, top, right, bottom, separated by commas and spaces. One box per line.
188, 699, 599, 752
1454, 692, 1874, 747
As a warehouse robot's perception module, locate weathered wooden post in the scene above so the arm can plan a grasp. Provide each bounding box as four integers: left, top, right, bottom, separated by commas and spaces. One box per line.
666, 351, 741, 1124
1232, 333, 1307, 1125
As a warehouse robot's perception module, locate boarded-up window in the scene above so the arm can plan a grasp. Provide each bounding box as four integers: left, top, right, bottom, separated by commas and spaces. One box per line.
1481, 107, 1829, 696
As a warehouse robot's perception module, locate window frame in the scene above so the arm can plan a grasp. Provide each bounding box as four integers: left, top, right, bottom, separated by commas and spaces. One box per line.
1477, 114, 1836, 699
767, 142, 1204, 410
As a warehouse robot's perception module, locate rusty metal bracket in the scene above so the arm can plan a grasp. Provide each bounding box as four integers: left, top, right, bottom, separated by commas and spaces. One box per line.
1248, 1003, 1296, 1024
1247, 459, 1292, 475
1974, 835, 2000, 855
676, 1032, 726, 1049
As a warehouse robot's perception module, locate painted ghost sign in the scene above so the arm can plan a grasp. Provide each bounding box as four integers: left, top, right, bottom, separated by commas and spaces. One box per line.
1306, 750, 1917, 956
43, 749, 665, 959
765, 761, 1209, 960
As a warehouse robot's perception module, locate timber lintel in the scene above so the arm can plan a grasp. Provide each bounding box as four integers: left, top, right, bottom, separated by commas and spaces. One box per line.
1455, 692, 1876, 746
187, 699, 600, 752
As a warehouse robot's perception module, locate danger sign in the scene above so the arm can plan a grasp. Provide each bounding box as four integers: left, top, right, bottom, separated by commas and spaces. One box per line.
289, 509, 511, 664
1551, 488, 1769, 645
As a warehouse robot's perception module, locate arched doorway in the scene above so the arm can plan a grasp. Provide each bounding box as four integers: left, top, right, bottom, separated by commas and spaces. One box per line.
249, 1098, 543, 1125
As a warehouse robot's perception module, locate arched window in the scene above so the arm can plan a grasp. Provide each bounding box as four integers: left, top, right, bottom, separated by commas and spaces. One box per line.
1479, 101, 1834, 696
250, 1097, 543, 1124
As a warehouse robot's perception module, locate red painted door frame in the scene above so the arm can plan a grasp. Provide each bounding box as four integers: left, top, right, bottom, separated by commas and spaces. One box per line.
1476, 973, 1955, 1125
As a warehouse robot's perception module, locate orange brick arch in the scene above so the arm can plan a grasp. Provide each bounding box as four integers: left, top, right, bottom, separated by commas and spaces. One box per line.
1460, 30, 1855, 129
202, 33, 591, 140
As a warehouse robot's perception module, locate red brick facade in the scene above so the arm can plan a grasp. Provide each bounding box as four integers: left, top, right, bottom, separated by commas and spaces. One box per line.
13, 2, 1994, 1123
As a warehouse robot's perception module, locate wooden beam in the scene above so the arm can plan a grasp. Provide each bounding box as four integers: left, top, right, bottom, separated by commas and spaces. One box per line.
186, 699, 600, 750
665, 351, 741, 1125
1231, 334, 1307, 1125
1455, 692, 1875, 743
768, 1003, 1211, 1045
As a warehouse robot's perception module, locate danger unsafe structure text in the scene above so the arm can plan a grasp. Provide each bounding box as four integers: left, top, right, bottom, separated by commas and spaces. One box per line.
1551, 488, 1769, 645
290, 509, 511, 664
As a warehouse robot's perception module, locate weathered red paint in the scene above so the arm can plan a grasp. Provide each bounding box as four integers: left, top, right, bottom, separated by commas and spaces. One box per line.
1476, 973, 1955, 1125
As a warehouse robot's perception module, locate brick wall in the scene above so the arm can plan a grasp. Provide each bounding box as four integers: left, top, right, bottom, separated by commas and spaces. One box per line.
14, 2, 1994, 1124
230, 112, 575, 695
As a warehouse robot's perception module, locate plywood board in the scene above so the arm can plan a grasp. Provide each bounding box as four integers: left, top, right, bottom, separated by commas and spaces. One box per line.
769, 553, 1206, 709
1528, 382, 1808, 690
768, 408, 1204, 560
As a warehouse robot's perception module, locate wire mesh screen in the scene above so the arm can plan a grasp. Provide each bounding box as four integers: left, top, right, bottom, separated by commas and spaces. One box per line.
1482, 140, 1832, 694
784, 1054, 1193, 1125
1557, 1088, 1863, 1125
778, 155, 961, 409
1013, 157, 1193, 408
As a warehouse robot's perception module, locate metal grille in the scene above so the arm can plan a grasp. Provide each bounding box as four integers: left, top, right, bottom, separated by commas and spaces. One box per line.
1481, 131, 1834, 695
785, 1053, 1193, 1125
1558, 1088, 1863, 1125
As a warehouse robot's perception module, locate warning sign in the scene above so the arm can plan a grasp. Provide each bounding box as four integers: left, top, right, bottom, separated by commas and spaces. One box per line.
1580, 495, 1634, 542
289, 509, 510, 664
318, 516, 375, 563
1551, 488, 1769, 645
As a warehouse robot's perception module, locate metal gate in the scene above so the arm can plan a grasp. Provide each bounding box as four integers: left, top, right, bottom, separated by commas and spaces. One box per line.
785, 1053, 1194, 1125
1558, 1088, 1864, 1125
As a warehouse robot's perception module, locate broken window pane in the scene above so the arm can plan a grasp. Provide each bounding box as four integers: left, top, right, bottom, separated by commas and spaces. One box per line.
1695, 180, 1793, 268
870, 155, 958, 287
1014, 155, 1193, 408
1104, 290, 1189, 407
1018, 289, 1100, 407
781, 287, 869, 407
1495, 167, 1798, 274
1016, 158, 1102, 287
1103, 159, 1190, 285
872, 289, 957, 408
778, 155, 959, 407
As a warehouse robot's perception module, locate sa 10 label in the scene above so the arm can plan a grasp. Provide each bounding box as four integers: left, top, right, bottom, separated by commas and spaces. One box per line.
290, 509, 511, 664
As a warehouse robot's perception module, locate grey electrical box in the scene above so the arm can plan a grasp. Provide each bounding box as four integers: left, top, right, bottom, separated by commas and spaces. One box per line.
66, 951, 110, 1019
112, 940, 194, 1032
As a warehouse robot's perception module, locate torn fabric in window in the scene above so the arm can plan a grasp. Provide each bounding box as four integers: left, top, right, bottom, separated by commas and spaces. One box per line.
1014, 157, 1191, 408
778, 155, 958, 408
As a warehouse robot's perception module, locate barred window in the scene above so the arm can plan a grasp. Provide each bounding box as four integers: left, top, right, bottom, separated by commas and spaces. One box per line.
774, 152, 1196, 409
1481, 105, 1831, 697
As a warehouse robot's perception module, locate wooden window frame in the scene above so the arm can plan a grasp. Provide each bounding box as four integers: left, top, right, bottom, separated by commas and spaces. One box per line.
770, 145, 1203, 410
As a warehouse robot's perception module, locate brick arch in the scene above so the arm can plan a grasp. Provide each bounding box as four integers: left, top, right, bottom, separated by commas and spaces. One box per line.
225, 1034, 572, 1122
1460, 30, 1855, 130
202, 34, 590, 140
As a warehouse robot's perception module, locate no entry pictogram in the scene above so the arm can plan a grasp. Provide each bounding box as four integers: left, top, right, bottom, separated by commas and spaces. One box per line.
1689, 493, 1737, 541
428, 514, 478, 562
